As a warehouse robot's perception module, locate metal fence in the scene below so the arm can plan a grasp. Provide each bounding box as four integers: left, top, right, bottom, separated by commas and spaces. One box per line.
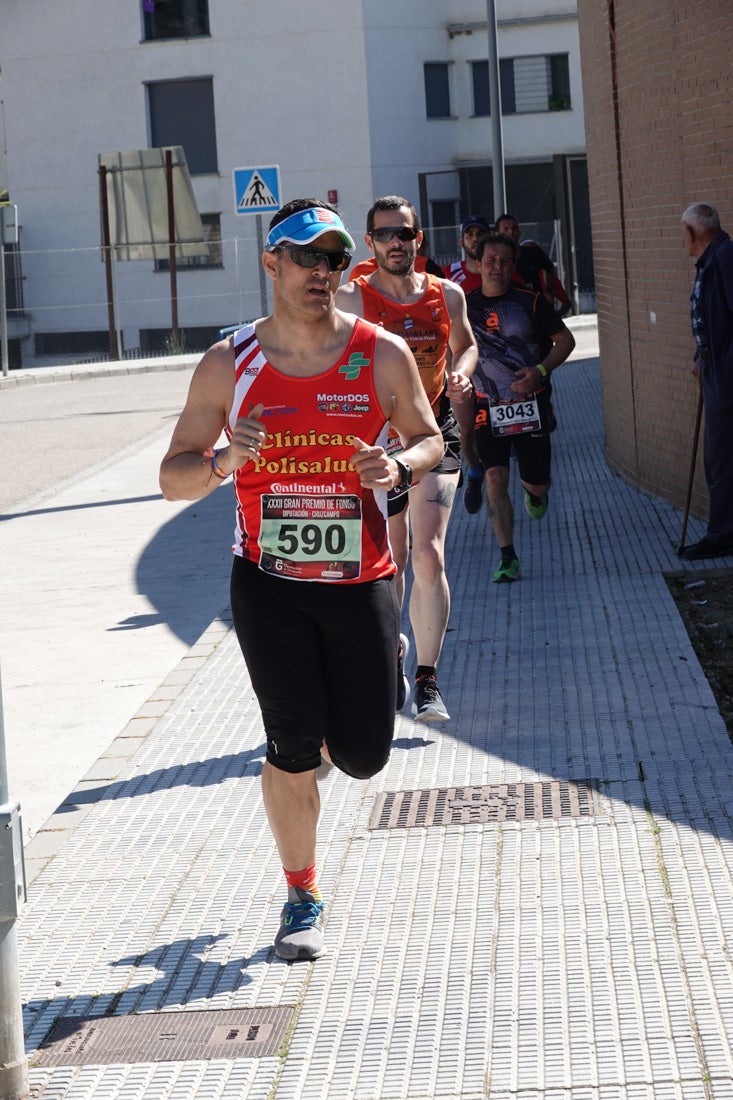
4, 219, 589, 372
430, 219, 595, 313
4, 234, 267, 370
428, 219, 557, 267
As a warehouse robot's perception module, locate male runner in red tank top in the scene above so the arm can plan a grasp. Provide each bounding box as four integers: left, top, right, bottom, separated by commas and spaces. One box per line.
337, 196, 477, 723
160, 199, 442, 963
441, 213, 491, 295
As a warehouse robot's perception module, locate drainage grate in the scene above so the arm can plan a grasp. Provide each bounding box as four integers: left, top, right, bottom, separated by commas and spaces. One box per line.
34, 1006, 295, 1066
369, 780, 600, 830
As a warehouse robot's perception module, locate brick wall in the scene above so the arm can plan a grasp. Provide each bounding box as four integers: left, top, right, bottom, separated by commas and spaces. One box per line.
577, 0, 733, 521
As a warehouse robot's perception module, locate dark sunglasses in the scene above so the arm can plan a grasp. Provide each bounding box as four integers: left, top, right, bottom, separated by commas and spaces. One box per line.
276, 245, 351, 272
369, 226, 420, 243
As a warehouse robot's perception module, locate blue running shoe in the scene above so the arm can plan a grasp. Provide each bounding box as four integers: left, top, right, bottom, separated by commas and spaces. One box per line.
274, 888, 325, 961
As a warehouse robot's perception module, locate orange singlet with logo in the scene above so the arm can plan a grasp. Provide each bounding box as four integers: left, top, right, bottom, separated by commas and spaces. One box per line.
227, 319, 396, 584
348, 254, 431, 283
355, 273, 451, 408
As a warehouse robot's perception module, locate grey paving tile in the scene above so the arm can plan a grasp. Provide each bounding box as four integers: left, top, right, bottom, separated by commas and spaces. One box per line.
19, 358, 733, 1099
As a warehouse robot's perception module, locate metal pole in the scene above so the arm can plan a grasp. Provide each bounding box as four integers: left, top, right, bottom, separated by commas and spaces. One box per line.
486, 0, 506, 219
0, 668, 29, 1100
233, 237, 240, 325
255, 215, 267, 317
563, 156, 580, 313
99, 166, 120, 361
165, 150, 179, 336
111, 248, 123, 362
678, 385, 704, 554
0, 242, 8, 378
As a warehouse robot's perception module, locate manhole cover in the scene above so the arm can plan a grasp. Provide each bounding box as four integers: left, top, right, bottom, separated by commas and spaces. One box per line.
34, 1006, 295, 1066
369, 780, 600, 829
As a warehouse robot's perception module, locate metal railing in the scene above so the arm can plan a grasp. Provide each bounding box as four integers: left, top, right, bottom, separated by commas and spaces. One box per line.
5, 235, 265, 370
5, 221, 593, 371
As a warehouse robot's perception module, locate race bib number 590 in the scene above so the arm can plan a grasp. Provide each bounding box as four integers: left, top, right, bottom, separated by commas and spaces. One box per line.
258, 493, 362, 581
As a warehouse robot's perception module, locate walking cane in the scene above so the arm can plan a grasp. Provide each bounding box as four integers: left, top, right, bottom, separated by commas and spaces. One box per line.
677, 385, 704, 555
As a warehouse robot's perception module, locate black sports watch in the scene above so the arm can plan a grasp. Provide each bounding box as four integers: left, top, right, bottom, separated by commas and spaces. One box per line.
393, 457, 413, 493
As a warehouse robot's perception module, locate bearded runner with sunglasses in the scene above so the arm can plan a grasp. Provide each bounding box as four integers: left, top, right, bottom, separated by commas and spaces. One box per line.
160, 199, 442, 962
336, 195, 477, 723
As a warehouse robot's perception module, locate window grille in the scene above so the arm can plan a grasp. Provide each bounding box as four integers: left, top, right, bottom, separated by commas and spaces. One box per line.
470, 54, 571, 116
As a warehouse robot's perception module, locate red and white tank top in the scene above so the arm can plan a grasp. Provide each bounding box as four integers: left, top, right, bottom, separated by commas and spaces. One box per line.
442, 260, 481, 294
228, 318, 396, 583
355, 273, 451, 408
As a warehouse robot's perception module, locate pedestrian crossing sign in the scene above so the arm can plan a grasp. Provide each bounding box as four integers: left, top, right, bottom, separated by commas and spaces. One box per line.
233, 165, 282, 215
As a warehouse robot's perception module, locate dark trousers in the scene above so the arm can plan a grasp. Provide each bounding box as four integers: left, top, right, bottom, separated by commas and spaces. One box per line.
703, 398, 733, 543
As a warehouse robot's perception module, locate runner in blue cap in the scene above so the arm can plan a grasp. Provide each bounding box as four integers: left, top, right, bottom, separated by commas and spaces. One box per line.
160, 198, 442, 961
264, 205, 356, 251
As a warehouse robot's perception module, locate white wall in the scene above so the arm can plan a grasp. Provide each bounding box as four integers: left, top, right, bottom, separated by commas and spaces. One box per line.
357, 0, 584, 224
450, 15, 585, 163
1, 0, 376, 358
0, 0, 583, 364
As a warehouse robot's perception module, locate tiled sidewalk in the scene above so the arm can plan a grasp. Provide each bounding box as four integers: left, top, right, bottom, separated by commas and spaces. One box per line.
21, 357, 733, 1099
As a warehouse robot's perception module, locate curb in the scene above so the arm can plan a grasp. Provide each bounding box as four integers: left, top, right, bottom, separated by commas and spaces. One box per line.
0, 354, 200, 390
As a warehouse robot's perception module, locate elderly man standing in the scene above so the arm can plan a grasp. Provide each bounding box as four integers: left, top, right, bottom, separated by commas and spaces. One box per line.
681, 202, 733, 560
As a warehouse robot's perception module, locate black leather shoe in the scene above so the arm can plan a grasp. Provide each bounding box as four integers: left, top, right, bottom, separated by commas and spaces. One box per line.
681, 536, 733, 560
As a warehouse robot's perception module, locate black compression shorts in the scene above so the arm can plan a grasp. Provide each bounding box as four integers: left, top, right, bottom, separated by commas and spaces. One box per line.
230, 556, 399, 777
387, 403, 461, 517
474, 397, 552, 486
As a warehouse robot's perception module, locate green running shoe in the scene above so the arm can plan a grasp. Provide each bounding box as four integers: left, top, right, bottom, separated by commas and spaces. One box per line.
492, 557, 520, 583
524, 490, 548, 520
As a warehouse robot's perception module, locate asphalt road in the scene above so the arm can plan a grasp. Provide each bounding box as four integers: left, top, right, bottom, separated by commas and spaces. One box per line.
0, 367, 196, 513
0, 361, 237, 843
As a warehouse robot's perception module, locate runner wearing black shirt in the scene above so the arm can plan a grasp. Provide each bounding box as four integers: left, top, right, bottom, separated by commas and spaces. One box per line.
466, 233, 575, 581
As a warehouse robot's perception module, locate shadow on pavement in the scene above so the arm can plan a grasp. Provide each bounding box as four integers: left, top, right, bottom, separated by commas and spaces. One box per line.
57, 748, 267, 811
134, 485, 233, 647
26, 935, 279, 1050
0, 494, 162, 521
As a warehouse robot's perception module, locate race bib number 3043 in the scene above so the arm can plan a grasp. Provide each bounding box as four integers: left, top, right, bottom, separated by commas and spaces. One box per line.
489, 396, 540, 436
258, 493, 362, 581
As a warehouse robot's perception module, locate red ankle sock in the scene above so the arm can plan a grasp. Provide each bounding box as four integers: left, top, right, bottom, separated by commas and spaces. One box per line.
284, 863, 321, 902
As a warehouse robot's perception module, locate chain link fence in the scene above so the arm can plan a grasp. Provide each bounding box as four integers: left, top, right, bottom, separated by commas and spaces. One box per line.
430, 219, 596, 312
4, 218, 588, 372
4, 234, 266, 371
428, 219, 560, 271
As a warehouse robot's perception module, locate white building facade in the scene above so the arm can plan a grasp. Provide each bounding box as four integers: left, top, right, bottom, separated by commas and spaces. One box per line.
0, 0, 590, 369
